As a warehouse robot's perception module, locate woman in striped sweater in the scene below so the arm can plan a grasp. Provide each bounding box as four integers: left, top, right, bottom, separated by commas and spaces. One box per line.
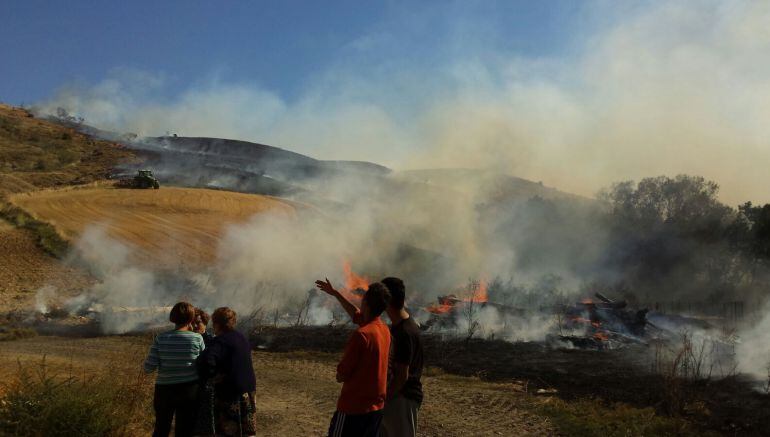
144, 302, 206, 437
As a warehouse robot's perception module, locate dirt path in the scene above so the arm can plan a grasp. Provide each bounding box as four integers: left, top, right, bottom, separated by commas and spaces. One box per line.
10, 186, 297, 268
0, 336, 556, 436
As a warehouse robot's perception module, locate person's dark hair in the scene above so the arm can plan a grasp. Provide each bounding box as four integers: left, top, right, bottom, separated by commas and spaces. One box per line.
212, 307, 237, 331
169, 302, 196, 326
195, 307, 210, 325
381, 277, 405, 310
364, 282, 391, 317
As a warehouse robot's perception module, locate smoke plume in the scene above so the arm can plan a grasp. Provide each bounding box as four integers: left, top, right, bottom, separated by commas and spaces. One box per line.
35, 1, 770, 205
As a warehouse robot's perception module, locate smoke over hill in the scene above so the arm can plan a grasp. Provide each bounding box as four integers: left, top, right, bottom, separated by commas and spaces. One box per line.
34, 1, 770, 205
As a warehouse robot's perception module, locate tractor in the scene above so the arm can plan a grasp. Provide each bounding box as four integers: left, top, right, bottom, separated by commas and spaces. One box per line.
115, 169, 160, 189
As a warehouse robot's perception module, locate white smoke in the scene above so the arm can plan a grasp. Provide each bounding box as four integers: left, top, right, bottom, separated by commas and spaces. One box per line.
736, 306, 770, 381
34, 285, 57, 314
35, 1, 770, 205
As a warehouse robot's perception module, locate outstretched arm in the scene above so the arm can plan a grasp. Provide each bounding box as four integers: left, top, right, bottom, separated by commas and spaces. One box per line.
315, 278, 359, 321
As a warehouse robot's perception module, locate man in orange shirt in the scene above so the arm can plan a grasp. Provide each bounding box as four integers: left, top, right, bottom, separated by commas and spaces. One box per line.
316, 278, 392, 437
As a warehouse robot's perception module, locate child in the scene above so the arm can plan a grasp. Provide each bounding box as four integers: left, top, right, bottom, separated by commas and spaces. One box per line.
144, 301, 206, 437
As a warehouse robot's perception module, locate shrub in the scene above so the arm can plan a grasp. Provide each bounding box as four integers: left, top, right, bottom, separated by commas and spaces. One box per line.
0, 358, 150, 436
56, 148, 79, 164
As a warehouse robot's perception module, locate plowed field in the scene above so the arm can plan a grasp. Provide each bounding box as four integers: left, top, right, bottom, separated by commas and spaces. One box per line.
9, 186, 297, 267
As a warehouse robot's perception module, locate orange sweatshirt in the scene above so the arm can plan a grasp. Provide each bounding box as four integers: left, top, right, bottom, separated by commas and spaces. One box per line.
336, 315, 391, 414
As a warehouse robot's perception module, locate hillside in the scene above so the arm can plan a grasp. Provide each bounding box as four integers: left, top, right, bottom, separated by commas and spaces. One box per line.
0, 104, 133, 195
0, 104, 135, 312
70, 125, 392, 200
397, 168, 589, 203
9, 186, 297, 268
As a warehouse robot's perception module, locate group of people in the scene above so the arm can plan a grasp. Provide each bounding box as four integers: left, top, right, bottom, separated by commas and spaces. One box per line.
143, 276, 424, 437
143, 304, 257, 437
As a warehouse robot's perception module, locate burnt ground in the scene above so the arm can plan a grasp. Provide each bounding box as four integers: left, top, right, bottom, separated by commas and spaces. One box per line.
253, 326, 770, 436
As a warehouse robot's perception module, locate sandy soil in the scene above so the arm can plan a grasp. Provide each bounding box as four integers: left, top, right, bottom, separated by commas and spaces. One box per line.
10, 186, 297, 268
0, 336, 556, 436
0, 219, 93, 312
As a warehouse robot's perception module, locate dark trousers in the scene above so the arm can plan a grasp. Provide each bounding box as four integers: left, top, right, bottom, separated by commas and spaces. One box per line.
153, 381, 199, 437
328, 410, 383, 437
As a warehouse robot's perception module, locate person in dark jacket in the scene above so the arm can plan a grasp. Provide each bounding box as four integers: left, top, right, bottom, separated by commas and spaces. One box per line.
196, 307, 257, 437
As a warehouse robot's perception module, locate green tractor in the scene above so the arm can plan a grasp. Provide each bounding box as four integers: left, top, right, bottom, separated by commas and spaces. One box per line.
116, 169, 160, 189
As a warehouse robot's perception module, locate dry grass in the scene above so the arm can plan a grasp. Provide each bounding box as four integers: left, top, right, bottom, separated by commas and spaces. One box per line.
0, 103, 134, 196
0, 335, 724, 437
0, 336, 557, 436
0, 327, 37, 342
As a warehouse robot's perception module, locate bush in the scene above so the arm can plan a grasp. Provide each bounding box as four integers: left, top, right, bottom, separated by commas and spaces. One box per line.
0, 358, 149, 436
56, 148, 79, 165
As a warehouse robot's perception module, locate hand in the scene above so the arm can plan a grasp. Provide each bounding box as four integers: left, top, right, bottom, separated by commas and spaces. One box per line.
315, 278, 338, 297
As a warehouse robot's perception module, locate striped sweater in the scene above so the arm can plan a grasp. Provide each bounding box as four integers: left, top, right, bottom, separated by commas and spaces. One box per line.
144, 330, 205, 385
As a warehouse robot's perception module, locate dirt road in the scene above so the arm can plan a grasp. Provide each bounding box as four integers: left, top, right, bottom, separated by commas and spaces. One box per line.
0, 336, 555, 436
10, 186, 297, 267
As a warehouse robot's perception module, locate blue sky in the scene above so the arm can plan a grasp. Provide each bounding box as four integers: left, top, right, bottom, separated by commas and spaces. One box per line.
2, 0, 586, 105
4, 1, 769, 204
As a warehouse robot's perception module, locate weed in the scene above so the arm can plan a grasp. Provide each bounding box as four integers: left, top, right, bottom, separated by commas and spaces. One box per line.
0, 357, 150, 436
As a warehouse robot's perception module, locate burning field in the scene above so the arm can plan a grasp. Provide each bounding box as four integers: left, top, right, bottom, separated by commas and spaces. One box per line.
2, 104, 770, 436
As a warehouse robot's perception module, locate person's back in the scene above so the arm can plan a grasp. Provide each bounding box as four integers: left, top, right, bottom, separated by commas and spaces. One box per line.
337, 317, 391, 414
200, 329, 256, 400
381, 276, 424, 437
145, 330, 205, 384
143, 302, 205, 437
195, 307, 258, 437
389, 317, 424, 403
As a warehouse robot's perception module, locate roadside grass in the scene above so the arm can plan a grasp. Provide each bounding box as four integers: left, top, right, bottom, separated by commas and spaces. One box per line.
0, 355, 153, 437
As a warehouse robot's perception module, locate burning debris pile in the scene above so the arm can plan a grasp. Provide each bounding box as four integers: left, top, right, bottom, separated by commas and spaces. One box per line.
418, 285, 727, 351
551, 293, 651, 350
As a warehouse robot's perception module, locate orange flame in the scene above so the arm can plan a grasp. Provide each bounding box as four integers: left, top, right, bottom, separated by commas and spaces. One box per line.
424, 280, 488, 314
426, 303, 454, 314
339, 260, 368, 303
343, 260, 369, 292
466, 280, 488, 303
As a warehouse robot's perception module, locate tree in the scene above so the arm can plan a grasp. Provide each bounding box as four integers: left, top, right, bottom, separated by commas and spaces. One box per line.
599, 175, 739, 300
